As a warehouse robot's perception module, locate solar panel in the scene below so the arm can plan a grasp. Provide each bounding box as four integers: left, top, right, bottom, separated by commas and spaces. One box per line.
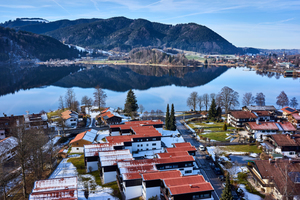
285, 107, 296, 112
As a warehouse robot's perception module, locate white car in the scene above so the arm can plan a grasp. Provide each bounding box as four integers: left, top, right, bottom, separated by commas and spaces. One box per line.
199, 145, 206, 151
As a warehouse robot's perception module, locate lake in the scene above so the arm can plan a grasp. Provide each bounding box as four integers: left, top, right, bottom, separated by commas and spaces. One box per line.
0, 64, 299, 115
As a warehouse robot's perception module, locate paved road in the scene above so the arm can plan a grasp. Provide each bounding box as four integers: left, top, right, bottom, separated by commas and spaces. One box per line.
176, 120, 223, 200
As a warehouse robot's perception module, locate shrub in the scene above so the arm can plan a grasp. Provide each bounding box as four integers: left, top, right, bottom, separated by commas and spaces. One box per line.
222, 123, 227, 131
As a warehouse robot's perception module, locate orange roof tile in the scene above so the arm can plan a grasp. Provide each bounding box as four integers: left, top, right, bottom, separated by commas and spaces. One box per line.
278, 121, 297, 131
246, 122, 279, 130
173, 142, 192, 148
168, 182, 214, 195
156, 152, 189, 158
281, 107, 298, 114
61, 110, 73, 120
70, 131, 86, 144
166, 146, 197, 153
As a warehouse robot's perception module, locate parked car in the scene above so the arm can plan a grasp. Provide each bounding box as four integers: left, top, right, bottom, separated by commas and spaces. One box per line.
199, 145, 206, 151
214, 167, 222, 175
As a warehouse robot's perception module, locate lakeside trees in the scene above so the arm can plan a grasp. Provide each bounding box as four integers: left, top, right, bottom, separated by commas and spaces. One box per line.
255, 92, 265, 106
216, 86, 239, 114
290, 97, 298, 108
165, 104, 176, 130
242, 92, 255, 106
93, 86, 107, 110
187, 92, 198, 111
276, 91, 289, 108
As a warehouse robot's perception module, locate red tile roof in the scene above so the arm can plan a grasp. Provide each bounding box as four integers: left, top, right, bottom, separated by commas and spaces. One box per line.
61, 110, 77, 120
166, 146, 197, 153
271, 134, 300, 146
162, 175, 213, 195
156, 152, 189, 158
173, 142, 192, 148
281, 107, 298, 114
69, 131, 87, 144
142, 170, 181, 181
291, 113, 300, 120
246, 122, 279, 130
229, 111, 257, 119
277, 121, 297, 131
84, 142, 124, 157
124, 120, 164, 126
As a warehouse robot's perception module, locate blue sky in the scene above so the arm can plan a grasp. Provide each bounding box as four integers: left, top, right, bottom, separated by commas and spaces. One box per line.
1, 0, 300, 49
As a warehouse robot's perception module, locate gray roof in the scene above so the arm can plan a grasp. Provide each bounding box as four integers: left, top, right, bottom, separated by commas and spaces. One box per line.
246, 105, 277, 111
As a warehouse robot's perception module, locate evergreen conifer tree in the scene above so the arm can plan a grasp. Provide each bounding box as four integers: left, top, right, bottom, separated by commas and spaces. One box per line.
221, 175, 233, 200
170, 104, 176, 130
124, 89, 138, 117
165, 104, 170, 129
223, 123, 227, 131
217, 106, 222, 119
208, 98, 217, 120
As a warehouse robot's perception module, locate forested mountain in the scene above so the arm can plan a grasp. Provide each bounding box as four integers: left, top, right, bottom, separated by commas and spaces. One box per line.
0, 26, 83, 62
1, 17, 256, 54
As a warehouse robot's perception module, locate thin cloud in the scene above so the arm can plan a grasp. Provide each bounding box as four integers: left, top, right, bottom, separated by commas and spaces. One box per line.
0, 4, 36, 9
50, 0, 72, 15
90, 0, 100, 11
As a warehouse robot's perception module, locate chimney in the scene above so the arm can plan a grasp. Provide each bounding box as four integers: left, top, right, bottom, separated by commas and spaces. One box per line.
256, 119, 259, 125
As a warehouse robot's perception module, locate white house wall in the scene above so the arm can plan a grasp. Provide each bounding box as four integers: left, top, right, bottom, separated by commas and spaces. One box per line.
86, 161, 98, 172
124, 185, 142, 200
132, 141, 161, 152
65, 118, 78, 128
102, 170, 117, 184
143, 185, 160, 200
71, 147, 84, 153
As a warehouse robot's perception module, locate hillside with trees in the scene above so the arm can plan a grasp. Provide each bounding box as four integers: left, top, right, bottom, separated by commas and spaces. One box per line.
0, 26, 83, 62
1, 17, 257, 54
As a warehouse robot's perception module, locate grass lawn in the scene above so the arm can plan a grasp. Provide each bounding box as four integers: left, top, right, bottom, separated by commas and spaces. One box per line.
199, 131, 230, 142
185, 55, 202, 60
188, 122, 235, 132
219, 145, 262, 154
67, 155, 122, 199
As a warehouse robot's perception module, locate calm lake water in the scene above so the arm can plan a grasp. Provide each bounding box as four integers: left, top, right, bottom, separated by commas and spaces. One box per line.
0, 65, 299, 115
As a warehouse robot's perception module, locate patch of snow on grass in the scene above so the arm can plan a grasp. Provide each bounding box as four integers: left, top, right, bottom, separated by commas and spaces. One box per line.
161, 129, 179, 136
239, 184, 263, 200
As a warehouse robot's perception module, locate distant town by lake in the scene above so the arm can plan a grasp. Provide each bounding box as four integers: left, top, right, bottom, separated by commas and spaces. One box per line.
0, 64, 299, 115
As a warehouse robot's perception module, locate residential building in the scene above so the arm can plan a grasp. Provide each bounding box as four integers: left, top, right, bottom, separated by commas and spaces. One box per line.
141, 170, 182, 200
98, 110, 122, 125
281, 107, 298, 117
29, 176, 78, 200
84, 142, 124, 172
24, 113, 48, 129
61, 110, 78, 128
227, 111, 257, 128
245, 121, 296, 141
248, 159, 300, 200
69, 129, 98, 153
0, 115, 24, 137
0, 136, 18, 162
161, 175, 214, 200
265, 134, 300, 158
99, 149, 134, 184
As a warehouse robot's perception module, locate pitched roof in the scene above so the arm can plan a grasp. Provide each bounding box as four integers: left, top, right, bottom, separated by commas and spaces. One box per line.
84, 142, 124, 157
229, 111, 257, 119
281, 107, 298, 114
70, 129, 97, 144
173, 142, 193, 148
291, 113, 300, 120
253, 110, 271, 116
0, 136, 18, 156
162, 175, 213, 195
271, 134, 300, 147
166, 146, 197, 153
156, 152, 189, 158
29, 176, 78, 200
246, 122, 279, 130
245, 105, 277, 111
61, 110, 77, 120
277, 121, 297, 131
253, 159, 300, 196
142, 170, 181, 181
99, 149, 133, 167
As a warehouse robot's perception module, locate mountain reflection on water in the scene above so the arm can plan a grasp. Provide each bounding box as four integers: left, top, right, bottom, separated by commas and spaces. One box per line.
54, 65, 228, 91
0, 65, 228, 95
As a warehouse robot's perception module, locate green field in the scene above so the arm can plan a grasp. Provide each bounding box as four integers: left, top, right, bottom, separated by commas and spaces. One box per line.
219, 145, 262, 154
200, 131, 231, 142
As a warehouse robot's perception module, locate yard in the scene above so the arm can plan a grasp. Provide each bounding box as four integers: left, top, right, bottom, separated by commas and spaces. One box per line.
188, 121, 236, 142
218, 145, 262, 154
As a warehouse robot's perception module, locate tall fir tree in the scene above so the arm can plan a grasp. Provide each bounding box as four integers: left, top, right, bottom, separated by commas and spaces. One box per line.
124, 89, 139, 117
216, 106, 222, 119
165, 104, 170, 130
221, 175, 233, 200
208, 98, 217, 119
170, 104, 176, 130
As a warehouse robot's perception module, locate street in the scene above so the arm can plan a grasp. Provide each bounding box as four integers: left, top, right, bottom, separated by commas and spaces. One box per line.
176, 120, 223, 200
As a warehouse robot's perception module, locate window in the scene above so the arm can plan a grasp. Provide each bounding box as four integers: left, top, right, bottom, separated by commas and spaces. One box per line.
76, 148, 79, 150
152, 148, 156, 150
185, 170, 192, 174
173, 165, 178, 168
152, 143, 156, 146
165, 165, 172, 169
185, 163, 192, 167
289, 152, 295, 155
146, 148, 149, 150
141, 144, 143, 147
146, 144, 149, 146
137, 144, 139, 147
152, 138, 156, 141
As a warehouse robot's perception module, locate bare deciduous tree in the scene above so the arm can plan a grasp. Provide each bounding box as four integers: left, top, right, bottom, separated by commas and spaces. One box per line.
197, 96, 204, 112
187, 91, 198, 111
58, 95, 64, 110
276, 91, 289, 108
217, 86, 239, 113
65, 88, 78, 111
203, 93, 210, 111
81, 95, 93, 114
242, 92, 255, 106
210, 93, 216, 102
139, 104, 145, 114
255, 92, 265, 106
93, 86, 107, 110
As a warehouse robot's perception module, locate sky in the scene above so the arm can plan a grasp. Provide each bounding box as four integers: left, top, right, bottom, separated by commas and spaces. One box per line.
0, 0, 300, 49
